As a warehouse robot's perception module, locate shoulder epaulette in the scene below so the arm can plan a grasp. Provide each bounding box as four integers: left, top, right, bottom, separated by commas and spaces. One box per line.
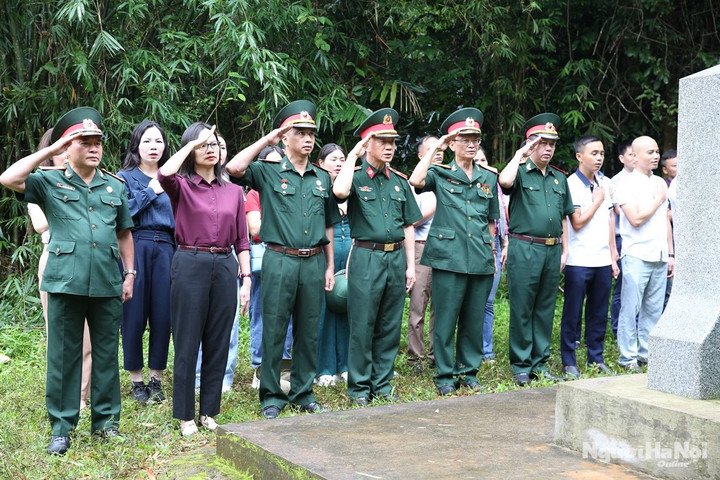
101, 169, 126, 183
431, 163, 453, 169
39, 165, 66, 171
388, 166, 408, 180
550, 164, 568, 176
260, 158, 281, 163
478, 164, 498, 174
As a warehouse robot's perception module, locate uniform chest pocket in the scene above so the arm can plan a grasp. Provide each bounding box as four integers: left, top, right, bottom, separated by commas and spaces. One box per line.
310, 187, 329, 213
100, 195, 122, 225
272, 183, 297, 212
49, 189, 81, 220
474, 186, 493, 214
357, 190, 378, 217
439, 181, 464, 208
45, 240, 76, 281
551, 184, 565, 208
522, 184, 543, 205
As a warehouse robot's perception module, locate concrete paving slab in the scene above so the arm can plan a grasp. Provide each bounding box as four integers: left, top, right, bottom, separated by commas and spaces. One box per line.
218, 386, 654, 480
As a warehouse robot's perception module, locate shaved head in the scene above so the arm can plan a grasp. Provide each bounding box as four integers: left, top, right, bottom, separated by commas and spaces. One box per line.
631, 136, 660, 175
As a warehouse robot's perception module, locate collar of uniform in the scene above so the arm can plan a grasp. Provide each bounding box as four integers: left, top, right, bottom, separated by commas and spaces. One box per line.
62, 163, 106, 188
363, 159, 390, 179
279, 157, 316, 175
447, 159, 482, 180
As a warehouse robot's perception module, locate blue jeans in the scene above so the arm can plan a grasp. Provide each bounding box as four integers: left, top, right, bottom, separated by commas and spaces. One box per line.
610, 235, 623, 337
482, 235, 502, 359
249, 272, 293, 370
617, 255, 666, 366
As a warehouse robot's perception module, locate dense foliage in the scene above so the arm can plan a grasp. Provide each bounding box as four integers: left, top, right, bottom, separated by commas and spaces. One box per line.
1, 0, 719, 284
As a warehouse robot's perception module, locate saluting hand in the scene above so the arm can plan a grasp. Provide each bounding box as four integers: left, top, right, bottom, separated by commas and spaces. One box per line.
263, 124, 294, 148
348, 134, 373, 162
516, 136, 542, 164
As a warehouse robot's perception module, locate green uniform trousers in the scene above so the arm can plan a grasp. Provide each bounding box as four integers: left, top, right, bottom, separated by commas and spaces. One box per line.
507, 240, 562, 374
46, 293, 122, 435
259, 249, 325, 410
347, 246, 406, 400
431, 269, 494, 388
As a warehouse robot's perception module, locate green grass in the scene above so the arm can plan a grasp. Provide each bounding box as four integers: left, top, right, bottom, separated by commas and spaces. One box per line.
0, 273, 626, 479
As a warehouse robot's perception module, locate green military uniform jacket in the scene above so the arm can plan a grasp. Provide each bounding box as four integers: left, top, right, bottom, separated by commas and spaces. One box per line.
502, 159, 575, 236
420, 160, 499, 274
21, 165, 133, 297
241, 157, 339, 246
346, 159, 422, 241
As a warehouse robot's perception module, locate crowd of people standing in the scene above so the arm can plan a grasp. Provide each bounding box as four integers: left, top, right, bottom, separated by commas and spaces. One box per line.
0, 102, 676, 455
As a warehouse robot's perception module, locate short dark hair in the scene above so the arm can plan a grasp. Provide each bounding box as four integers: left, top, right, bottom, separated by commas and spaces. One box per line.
38, 129, 55, 166
661, 149, 677, 166
574, 135, 602, 154
258, 145, 284, 161
121, 120, 170, 171
415, 135, 436, 153
178, 122, 225, 184
615, 139, 633, 158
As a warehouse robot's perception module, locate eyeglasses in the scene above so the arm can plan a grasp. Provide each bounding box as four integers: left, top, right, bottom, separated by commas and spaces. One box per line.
196, 142, 219, 152
454, 138, 481, 146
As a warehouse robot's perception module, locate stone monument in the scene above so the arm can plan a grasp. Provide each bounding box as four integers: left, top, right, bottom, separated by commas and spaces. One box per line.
647, 64, 720, 399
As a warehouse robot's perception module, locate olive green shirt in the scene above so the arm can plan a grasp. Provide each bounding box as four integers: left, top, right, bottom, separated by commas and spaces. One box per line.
21, 165, 133, 297
501, 159, 575, 237
420, 160, 499, 274
241, 157, 338, 247
345, 159, 422, 242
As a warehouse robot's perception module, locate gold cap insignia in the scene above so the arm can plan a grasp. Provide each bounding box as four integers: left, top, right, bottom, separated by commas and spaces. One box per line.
466, 117, 476, 127
383, 114, 392, 125
300, 111, 310, 120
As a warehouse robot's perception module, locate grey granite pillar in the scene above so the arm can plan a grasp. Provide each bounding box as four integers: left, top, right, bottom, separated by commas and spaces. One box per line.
648, 64, 720, 399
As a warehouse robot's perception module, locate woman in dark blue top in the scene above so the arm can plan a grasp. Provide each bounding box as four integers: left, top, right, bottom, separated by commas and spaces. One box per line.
117, 120, 175, 404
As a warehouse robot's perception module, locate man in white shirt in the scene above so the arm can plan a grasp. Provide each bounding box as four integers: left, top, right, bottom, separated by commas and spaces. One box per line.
609, 140, 634, 338
560, 136, 619, 378
614, 136, 674, 372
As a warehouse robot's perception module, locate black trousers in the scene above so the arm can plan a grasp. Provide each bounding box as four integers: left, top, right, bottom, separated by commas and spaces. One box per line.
171, 249, 237, 420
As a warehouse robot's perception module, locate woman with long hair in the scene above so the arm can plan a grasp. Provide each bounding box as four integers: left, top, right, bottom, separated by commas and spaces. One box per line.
117, 120, 174, 403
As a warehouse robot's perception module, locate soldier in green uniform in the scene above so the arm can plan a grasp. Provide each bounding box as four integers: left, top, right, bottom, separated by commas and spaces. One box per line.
333, 108, 422, 406
225, 100, 338, 419
498, 113, 575, 386
409, 108, 499, 395
0, 107, 135, 455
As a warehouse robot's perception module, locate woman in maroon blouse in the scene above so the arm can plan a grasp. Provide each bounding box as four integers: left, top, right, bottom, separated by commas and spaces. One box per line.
158, 122, 251, 436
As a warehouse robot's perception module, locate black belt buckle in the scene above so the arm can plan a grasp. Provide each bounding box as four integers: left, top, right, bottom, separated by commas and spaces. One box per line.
297, 248, 311, 257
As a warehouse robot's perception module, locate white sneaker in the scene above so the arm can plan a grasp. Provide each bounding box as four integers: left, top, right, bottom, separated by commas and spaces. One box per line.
316, 375, 336, 387
251, 370, 260, 389
180, 420, 198, 437
221, 385, 232, 393
199, 415, 218, 431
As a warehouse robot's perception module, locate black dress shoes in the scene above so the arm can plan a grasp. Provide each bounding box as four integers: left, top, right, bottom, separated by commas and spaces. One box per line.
376, 392, 401, 403
562, 365, 581, 379
47, 435, 70, 455
299, 401, 329, 413
513, 372, 530, 386
261, 405, 281, 419
437, 384, 457, 396
351, 396, 369, 407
